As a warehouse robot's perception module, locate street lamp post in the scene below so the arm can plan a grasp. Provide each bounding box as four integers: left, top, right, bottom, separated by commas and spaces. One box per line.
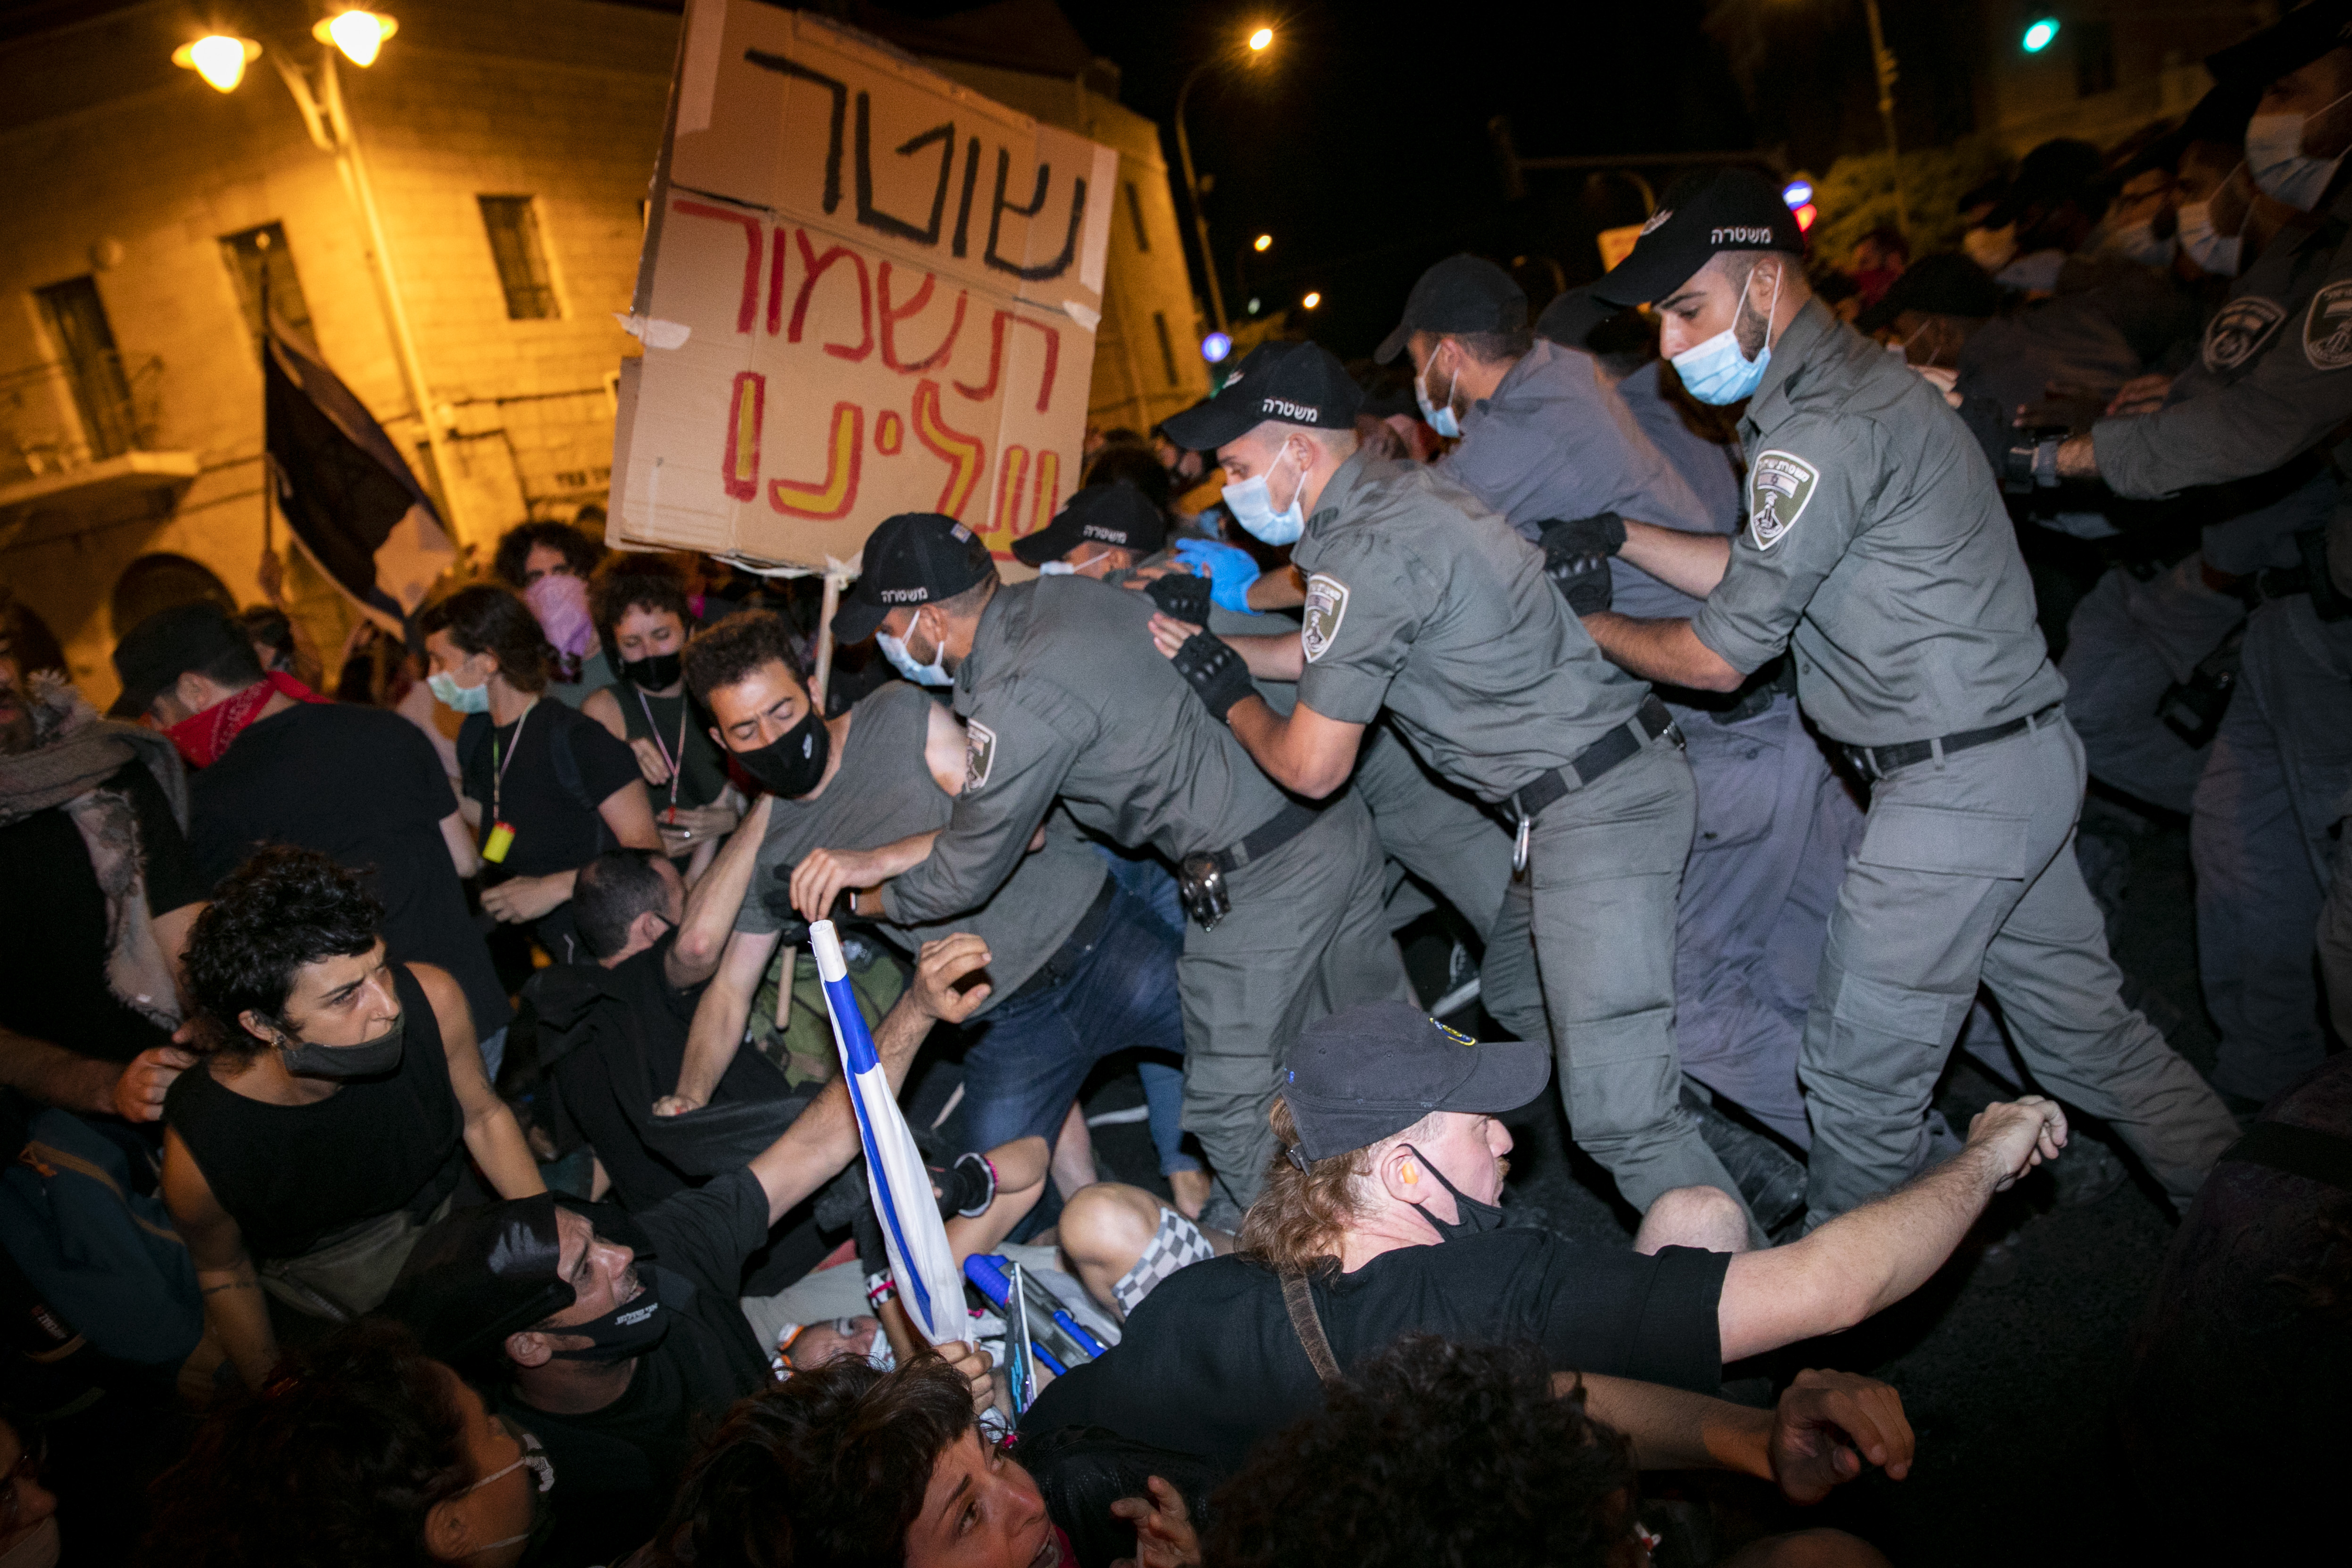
1860, 0, 1909, 237
1173, 25, 1274, 336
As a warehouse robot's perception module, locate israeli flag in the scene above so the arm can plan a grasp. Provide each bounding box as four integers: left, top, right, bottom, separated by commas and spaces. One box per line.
810, 921, 967, 1347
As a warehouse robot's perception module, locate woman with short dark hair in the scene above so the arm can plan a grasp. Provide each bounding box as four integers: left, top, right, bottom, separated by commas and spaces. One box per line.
420, 584, 660, 961
580, 562, 739, 875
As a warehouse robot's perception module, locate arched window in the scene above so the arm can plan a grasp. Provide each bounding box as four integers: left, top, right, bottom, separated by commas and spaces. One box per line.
111, 552, 234, 638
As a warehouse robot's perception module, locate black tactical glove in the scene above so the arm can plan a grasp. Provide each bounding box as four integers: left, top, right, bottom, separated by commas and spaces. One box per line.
1537, 511, 1627, 560
1145, 569, 1214, 624
1171, 629, 1256, 722
1546, 549, 1615, 615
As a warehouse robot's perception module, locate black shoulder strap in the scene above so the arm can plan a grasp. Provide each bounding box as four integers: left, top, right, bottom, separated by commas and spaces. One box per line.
1278, 1267, 1343, 1388
2221, 1121, 2352, 1190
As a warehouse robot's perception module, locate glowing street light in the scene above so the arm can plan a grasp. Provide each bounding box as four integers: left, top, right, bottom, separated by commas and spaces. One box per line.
1178, 23, 1280, 331
2022, 17, 2060, 53
1253, 233, 1273, 252
172, 34, 261, 93
1249, 27, 1274, 52
1301, 291, 1322, 310
317, 9, 399, 66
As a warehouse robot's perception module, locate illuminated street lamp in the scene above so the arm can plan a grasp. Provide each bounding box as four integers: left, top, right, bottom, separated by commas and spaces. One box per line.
1175, 24, 1277, 332
1301, 291, 1322, 310
316, 10, 399, 67
172, 34, 261, 91
1253, 233, 1273, 252
2022, 17, 2060, 53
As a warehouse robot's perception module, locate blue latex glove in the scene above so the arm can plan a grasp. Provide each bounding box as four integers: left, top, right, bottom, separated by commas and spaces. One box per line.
1173, 538, 1261, 614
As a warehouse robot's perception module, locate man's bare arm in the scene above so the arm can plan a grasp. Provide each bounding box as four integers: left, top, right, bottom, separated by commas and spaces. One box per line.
0, 1025, 126, 1117
1573, 1369, 1913, 1503
669, 793, 775, 988
1582, 613, 1746, 693
661, 926, 782, 1115
1618, 521, 1733, 598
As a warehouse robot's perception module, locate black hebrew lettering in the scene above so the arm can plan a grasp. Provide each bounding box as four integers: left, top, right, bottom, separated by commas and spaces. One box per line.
952, 135, 981, 259
854, 92, 955, 247
984, 148, 1086, 281
742, 50, 845, 215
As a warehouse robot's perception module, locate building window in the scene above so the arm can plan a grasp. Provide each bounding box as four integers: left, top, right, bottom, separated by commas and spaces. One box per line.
2075, 21, 2116, 98
220, 223, 316, 344
1124, 180, 1151, 251
112, 553, 234, 641
479, 195, 560, 319
1151, 310, 1180, 387
32, 275, 137, 460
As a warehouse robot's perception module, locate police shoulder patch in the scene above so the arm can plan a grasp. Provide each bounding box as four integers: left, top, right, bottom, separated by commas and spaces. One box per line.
2203, 295, 2287, 374
1301, 573, 1350, 664
2306, 280, 2352, 371
1747, 451, 1819, 551
963, 720, 996, 792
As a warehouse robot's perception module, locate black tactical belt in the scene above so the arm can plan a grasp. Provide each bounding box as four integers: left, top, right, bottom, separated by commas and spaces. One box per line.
1842, 701, 2062, 780
1201, 797, 1325, 877
1006, 874, 1122, 1002
1511, 696, 1678, 826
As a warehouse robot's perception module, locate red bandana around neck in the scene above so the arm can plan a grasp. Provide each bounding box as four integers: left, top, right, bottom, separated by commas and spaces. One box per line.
165, 670, 328, 769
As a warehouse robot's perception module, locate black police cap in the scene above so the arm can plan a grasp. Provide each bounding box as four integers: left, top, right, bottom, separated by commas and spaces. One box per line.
1589, 167, 1805, 309
1158, 340, 1364, 454
1374, 254, 1529, 364
1010, 482, 1167, 566
1855, 252, 2004, 335
2207, 0, 2352, 91
108, 600, 249, 717
1281, 1000, 1550, 1163
833, 512, 997, 645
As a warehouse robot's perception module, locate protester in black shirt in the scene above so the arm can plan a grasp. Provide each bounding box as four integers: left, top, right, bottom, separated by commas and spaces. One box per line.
0, 637, 203, 1120
108, 599, 514, 1064
581, 564, 737, 870
384, 930, 999, 1566
1025, 1001, 2070, 1473
421, 584, 660, 963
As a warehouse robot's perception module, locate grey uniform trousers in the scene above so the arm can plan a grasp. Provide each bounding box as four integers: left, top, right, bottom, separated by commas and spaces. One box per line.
2059, 557, 2245, 815
2193, 595, 2352, 1101
1178, 789, 1409, 1204
1479, 732, 1760, 1232
1801, 712, 2239, 1227
1354, 720, 1515, 943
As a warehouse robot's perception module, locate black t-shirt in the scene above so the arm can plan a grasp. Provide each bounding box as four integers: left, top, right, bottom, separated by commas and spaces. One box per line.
498, 1168, 775, 1566
189, 702, 512, 1037
0, 759, 205, 1065
1021, 1232, 1731, 1476
457, 699, 640, 880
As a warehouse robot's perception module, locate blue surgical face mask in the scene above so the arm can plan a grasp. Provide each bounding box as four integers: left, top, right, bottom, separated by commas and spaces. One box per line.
1670, 264, 1781, 406
2246, 93, 2351, 212
2174, 197, 2242, 277
429, 670, 491, 714
1415, 349, 1463, 439
877, 611, 952, 687
1221, 444, 1306, 546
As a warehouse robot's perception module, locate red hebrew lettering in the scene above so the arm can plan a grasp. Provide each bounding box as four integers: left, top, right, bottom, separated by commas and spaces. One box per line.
672, 200, 763, 336
766, 232, 788, 336
769, 401, 863, 520
912, 379, 985, 518
722, 372, 765, 501
878, 264, 970, 373
953, 309, 1061, 412
994, 445, 1030, 535
788, 229, 873, 362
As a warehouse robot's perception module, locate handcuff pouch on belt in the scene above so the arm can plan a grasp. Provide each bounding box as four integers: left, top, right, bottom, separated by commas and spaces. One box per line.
1178, 855, 1231, 930
2157, 622, 2246, 750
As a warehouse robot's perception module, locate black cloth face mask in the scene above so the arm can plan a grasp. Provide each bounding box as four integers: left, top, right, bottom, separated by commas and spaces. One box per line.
278, 1013, 405, 1081
619, 651, 683, 691
548, 1265, 670, 1362
1398, 1143, 1507, 1243
733, 709, 829, 798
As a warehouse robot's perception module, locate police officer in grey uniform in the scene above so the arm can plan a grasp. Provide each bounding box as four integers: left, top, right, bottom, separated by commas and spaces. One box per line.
833, 512, 1406, 1205
1389, 253, 1854, 1154
1149, 342, 1759, 1239
2047, 4, 2352, 1108
1582, 168, 2239, 1227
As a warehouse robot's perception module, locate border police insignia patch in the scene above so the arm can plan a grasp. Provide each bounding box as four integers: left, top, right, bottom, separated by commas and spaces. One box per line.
1747, 452, 1818, 551
2306, 281, 2352, 371
964, 721, 995, 792
2203, 295, 2286, 374
1301, 573, 1350, 664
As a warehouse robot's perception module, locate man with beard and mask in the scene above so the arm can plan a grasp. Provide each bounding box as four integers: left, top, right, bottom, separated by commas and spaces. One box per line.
1579, 167, 2240, 1229
2046, 5, 2352, 1113
1143, 340, 1757, 1243
653, 606, 1203, 1214
382, 932, 999, 1567
826, 513, 1407, 1214
581, 567, 739, 870
1021, 999, 2071, 1477
159, 846, 545, 1392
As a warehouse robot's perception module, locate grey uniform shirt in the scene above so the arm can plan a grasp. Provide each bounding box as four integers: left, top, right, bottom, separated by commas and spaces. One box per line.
1616, 360, 1746, 534
739, 683, 1103, 1010
2094, 179, 2352, 501
1690, 299, 2067, 748
882, 577, 1295, 926
1440, 338, 1726, 622
1290, 452, 1650, 802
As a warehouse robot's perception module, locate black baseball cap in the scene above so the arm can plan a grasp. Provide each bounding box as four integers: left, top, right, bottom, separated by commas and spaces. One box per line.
1159, 340, 1364, 454
1855, 252, 2004, 333
378, 1195, 575, 1369
109, 600, 249, 717
1535, 284, 1615, 349
833, 512, 997, 644
1011, 483, 1167, 566
1374, 254, 1529, 363
2207, 0, 2352, 91
1281, 1000, 1550, 1163
1590, 167, 1806, 308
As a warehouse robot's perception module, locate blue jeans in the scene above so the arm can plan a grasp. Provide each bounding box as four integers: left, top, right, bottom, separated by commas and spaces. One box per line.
960, 880, 1191, 1173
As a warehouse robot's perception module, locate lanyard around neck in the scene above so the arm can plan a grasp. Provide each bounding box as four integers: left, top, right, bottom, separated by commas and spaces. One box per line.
490, 698, 537, 823
633, 685, 689, 812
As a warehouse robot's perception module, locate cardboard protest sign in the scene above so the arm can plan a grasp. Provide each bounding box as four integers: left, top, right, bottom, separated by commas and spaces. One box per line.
610, 0, 1116, 570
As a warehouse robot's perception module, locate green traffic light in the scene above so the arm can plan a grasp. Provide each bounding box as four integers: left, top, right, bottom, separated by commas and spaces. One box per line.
2022, 17, 2059, 53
